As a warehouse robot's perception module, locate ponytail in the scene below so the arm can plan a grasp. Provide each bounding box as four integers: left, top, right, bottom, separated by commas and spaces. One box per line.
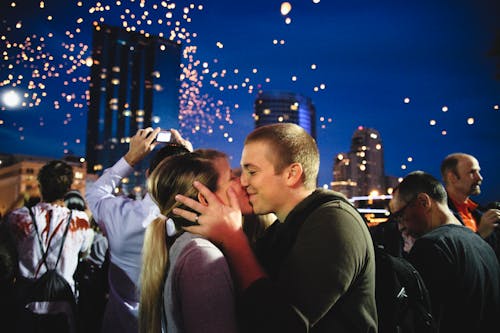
139, 216, 168, 333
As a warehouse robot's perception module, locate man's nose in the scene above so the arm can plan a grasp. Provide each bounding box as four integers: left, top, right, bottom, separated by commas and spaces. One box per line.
240, 173, 249, 187
476, 172, 483, 182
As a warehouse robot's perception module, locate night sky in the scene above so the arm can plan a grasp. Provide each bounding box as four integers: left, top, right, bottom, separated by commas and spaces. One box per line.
1, 0, 499, 203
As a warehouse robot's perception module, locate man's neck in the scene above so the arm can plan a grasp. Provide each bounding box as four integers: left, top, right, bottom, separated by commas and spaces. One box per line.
446, 187, 468, 204
275, 188, 315, 222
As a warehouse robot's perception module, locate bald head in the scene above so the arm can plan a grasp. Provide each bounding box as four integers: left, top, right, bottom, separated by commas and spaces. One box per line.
441, 153, 483, 200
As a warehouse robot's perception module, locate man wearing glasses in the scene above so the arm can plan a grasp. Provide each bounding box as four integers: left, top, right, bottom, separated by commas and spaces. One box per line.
389, 171, 499, 333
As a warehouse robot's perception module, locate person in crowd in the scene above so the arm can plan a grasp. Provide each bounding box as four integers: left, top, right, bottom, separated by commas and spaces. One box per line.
139, 149, 244, 333
389, 171, 500, 332
6, 160, 94, 332
0, 216, 18, 332
85, 127, 192, 333
440, 153, 500, 258
174, 123, 377, 332
64, 189, 108, 333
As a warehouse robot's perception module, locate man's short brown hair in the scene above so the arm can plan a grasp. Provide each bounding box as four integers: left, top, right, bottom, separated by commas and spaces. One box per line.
245, 123, 319, 189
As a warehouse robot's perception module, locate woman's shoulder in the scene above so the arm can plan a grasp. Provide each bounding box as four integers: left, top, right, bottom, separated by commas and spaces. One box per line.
174, 233, 226, 268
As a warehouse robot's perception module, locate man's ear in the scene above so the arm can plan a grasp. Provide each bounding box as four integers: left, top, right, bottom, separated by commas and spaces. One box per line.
447, 170, 458, 184
197, 192, 208, 206
286, 163, 304, 187
417, 193, 432, 210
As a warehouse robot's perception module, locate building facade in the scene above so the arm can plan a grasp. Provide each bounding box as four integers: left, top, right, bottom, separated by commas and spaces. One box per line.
253, 91, 316, 139
0, 154, 86, 217
86, 24, 181, 194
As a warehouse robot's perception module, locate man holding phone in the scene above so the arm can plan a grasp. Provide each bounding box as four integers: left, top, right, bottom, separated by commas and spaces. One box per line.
86, 127, 192, 333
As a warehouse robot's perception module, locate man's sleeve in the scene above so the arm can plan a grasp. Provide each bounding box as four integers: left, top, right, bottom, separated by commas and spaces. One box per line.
85, 157, 133, 235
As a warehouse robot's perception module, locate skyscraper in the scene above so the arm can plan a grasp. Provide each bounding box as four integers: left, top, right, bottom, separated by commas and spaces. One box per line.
86, 24, 181, 193
332, 126, 386, 197
253, 91, 316, 139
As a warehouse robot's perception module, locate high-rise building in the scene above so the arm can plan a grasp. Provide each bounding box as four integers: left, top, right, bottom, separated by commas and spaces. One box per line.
86, 24, 181, 194
253, 91, 316, 139
332, 126, 386, 197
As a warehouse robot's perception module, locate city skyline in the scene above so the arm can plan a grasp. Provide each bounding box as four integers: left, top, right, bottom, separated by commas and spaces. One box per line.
0, 0, 499, 202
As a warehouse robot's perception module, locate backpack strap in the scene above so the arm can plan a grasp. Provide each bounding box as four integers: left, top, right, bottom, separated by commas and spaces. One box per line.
28, 206, 73, 271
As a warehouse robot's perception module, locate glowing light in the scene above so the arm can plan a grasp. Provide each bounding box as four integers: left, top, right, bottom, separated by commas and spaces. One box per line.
441, 130, 447, 136
280, 2, 292, 16
404, 97, 410, 104
442, 106, 448, 112
429, 119, 436, 126
311, 64, 317, 70
467, 117, 474, 125
401, 164, 407, 170
2, 90, 22, 108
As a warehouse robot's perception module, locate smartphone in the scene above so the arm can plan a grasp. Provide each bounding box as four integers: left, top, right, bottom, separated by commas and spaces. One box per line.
156, 130, 172, 143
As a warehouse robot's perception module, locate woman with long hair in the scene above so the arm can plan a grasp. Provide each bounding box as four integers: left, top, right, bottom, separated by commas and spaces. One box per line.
139, 149, 239, 333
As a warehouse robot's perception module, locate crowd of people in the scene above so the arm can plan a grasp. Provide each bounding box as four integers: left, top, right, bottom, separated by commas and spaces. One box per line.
1, 123, 499, 333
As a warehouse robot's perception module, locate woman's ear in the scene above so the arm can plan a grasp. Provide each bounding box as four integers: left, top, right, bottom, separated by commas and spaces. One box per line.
197, 192, 208, 206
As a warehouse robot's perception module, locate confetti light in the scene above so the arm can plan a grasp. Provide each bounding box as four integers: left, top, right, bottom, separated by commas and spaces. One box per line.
1, 0, 498, 196
280, 2, 292, 16
0, 1, 278, 152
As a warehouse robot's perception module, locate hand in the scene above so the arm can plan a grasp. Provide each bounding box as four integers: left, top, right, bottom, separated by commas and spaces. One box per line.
478, 209, 500, 239
173, 180, 243, 247
124, 127, 161, 167
170, 128, 194, 152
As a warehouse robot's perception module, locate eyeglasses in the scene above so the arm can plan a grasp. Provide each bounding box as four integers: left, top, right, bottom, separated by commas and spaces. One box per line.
390, 197, 417, 223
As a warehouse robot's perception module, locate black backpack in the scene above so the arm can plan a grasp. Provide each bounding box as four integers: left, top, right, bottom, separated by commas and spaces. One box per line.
374, 245, 436, 333
14, 207, 77, 333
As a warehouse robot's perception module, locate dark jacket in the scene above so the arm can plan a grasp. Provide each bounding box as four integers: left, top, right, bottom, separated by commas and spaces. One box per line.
447, 196, 500, 261
238, 189, 378, 333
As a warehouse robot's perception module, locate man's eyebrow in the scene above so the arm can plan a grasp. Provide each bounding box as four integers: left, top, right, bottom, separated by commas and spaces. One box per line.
242, 163, 255, 169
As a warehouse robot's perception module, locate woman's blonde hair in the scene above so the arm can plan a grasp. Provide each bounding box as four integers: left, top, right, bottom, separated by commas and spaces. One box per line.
138, 149, 226, 333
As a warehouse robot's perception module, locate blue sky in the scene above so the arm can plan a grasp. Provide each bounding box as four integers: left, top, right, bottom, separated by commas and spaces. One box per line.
1, 0, 499, 202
